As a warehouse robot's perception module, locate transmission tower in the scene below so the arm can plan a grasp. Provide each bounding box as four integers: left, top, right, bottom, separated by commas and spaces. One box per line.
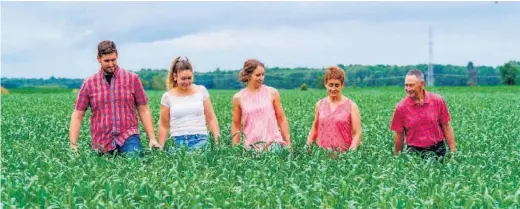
427, 25, 434, 87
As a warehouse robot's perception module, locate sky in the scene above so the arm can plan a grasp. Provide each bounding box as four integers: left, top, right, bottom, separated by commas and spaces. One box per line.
1, 1, 519, 79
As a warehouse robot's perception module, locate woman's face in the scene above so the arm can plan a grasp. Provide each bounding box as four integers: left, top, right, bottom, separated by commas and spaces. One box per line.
325, 78, 343, 98
175, 70, 193, 90
248, 66, 265, 88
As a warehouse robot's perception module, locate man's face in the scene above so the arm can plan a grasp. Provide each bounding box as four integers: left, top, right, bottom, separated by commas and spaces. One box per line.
97, 52, 118, 74
404, 75, 424, 98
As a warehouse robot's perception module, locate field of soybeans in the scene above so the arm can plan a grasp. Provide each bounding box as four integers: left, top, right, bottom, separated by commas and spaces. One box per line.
2, 86, 520, 208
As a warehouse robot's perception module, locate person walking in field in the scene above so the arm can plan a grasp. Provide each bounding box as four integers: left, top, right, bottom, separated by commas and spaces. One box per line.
305, 66, 362, 153
157, 56, 220, 151
390, 69, 456, 159
231, 58, 292, 152
69, 40, 161, 157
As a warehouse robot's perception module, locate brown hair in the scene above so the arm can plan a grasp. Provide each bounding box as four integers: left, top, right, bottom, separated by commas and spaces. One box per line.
97, 40, 118, 57
324, 66, 346, 84
166, 56, 193, 89
239, 59, 265, 83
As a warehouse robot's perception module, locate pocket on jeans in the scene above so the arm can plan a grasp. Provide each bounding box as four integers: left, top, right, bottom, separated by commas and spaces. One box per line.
188, 135, 208, 148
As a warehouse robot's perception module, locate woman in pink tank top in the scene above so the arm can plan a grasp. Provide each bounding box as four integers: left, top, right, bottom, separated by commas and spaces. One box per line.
306, 66, 362, 153
231, 59, 292, 152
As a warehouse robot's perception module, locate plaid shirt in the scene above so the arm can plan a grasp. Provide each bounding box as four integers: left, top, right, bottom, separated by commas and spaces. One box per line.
390, 90, 451, 148
75, 66, 148, 152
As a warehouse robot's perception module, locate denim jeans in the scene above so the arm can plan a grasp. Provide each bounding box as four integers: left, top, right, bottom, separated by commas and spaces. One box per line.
169, 134, 209, 153
99, 134, 143, 158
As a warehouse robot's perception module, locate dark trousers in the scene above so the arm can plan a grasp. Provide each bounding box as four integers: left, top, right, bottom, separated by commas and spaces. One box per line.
407, 140, 446, 159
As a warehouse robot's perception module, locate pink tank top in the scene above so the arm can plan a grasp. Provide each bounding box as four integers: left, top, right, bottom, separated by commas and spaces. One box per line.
239, 85, 284, 149
317, 97, 353, 152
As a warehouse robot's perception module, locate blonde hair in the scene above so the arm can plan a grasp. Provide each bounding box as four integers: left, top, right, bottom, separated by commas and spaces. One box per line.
238, 59, 265, 83
166, 56, 193, 89
324, 66, 346, 84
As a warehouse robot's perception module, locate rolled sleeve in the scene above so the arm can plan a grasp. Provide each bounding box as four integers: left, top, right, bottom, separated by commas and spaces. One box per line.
134, 76, 148, 106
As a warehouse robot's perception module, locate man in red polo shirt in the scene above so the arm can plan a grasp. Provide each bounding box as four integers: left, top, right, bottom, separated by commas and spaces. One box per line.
391, 69, 456, 158
69, 40, 161, 157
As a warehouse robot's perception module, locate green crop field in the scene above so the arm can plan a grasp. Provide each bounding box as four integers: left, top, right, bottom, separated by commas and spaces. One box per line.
2, 86, 520, 208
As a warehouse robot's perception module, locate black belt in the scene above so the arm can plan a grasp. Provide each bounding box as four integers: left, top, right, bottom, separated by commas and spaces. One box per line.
407, 140, 446, 158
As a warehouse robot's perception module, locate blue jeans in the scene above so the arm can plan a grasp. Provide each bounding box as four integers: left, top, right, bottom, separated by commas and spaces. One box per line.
100, 134, 143, 158
169, 134, 209, 153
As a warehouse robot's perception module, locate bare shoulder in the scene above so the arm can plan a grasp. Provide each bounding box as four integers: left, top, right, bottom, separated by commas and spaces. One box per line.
268, 86, 280, 98
345, 97, 360, 112
232, 91, 242, 104
316, 97, 326, 108
351, 100, 359, 110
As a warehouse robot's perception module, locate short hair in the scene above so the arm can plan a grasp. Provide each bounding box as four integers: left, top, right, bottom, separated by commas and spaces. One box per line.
97, 40, 117, 57
239, 59, 265, 83
324, 66, 346, 84
406, 69, 424, 81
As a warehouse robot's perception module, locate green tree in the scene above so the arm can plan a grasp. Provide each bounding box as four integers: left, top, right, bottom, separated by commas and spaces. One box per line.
152, 75, 166, 90
300, 83, 308, 91
315, 75, 325, 89
141, 78, 151, 90
499, 61, 519, 85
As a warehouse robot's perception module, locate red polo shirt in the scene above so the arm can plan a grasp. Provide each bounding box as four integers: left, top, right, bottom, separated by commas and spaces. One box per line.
390, 90, 451, 148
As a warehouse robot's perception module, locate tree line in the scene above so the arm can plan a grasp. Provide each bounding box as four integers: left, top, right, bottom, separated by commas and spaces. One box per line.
2, 61, 518, 90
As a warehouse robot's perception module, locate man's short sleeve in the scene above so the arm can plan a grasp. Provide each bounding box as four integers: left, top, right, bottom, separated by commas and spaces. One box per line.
75, 79, 90, 111
390, 105, 404, 132
439, 98, 451, 124
134, 75, 148, 106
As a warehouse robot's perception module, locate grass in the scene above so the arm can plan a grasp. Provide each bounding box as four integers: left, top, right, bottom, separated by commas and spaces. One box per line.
2, 86, 520, 208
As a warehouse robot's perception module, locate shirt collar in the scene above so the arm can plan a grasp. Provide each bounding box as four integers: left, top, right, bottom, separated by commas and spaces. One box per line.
407, 89, 430, 106
97, 65, 120, 78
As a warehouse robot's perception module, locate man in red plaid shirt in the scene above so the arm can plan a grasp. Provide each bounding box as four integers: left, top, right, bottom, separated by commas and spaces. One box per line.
391, 69, 456, 159
69, 40, 161, 156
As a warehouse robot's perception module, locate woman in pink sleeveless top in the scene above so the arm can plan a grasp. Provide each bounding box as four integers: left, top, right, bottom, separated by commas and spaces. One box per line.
306, 66, 362, 153
231, 59, 292, 152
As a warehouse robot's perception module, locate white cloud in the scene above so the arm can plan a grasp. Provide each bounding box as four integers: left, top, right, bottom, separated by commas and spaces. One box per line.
1, 2, 519, 78
116, 16, 519, 74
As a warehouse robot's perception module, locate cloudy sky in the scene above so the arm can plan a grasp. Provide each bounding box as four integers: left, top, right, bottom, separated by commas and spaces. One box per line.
1, 1, 519, 78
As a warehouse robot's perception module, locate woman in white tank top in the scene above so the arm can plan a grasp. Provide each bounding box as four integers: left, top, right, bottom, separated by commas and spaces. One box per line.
158, 56, 220, 151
